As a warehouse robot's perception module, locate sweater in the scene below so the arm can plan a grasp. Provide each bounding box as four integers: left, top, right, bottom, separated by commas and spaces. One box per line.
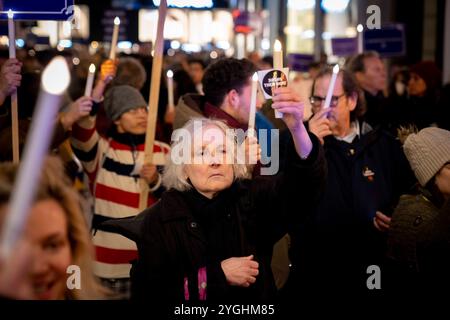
71, 117, 170, 279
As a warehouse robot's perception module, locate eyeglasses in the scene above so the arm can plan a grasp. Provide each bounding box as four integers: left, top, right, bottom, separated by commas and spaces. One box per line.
309, 93, 346, 108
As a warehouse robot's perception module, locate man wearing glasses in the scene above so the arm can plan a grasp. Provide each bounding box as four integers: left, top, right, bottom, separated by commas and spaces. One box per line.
285, 67, 416, 299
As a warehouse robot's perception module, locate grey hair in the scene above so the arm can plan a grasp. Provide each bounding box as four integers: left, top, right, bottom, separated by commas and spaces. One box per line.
346, 51, 380, 74
162, 118, 250, 192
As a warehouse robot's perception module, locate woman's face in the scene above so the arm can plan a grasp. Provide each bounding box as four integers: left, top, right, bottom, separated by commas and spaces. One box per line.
184, 126, 234, 199
408, 72, 427, 96
25, 199, 72, 300
435, 163, 450, 199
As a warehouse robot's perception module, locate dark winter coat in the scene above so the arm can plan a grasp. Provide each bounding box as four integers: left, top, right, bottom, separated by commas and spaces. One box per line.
386, 192, 450, 292
102, 134, 326, 303
289, 124, 416, 293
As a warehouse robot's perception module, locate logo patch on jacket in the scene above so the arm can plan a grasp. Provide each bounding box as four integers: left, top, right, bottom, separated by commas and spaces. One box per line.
363, 166, 375, 182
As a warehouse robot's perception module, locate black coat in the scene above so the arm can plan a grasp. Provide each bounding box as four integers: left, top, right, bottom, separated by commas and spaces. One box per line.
102, 134, 326, 303
289, 125, 416, 293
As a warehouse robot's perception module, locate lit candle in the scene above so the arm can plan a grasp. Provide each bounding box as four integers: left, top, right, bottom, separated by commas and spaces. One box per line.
166, 69, 174, 110
0, 57, 71, 259
8, 9, 19, 164
84, 64, 96, 97
323, 64, 340, 110
109, 17, 120, 60
273, 39, 283, 70
272, 39, 283, 119
357, 24, 364, 54
7, 10, 15, 59
247, 72, 258, 138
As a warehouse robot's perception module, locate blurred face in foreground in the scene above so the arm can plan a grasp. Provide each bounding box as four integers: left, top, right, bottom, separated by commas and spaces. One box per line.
183, 125, 234, 199
25, 199, 72, 300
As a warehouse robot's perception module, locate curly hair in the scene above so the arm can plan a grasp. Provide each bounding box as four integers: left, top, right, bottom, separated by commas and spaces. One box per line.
202, 58, 257, 107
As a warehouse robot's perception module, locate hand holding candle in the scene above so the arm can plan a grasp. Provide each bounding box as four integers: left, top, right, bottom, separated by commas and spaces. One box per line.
323, 64, 340, 113
0, 57, 70, 259
109, 17, 120, 60
84, 64, 96, 97
247, 72, 259, 138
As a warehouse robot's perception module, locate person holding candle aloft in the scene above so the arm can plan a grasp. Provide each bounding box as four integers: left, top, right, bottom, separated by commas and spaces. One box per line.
70, 84, 170, 298
99, 111, 325, 303
285, 66, 416, 298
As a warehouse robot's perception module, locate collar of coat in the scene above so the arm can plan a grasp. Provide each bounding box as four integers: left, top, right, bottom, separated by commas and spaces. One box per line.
159, 182, 246, 223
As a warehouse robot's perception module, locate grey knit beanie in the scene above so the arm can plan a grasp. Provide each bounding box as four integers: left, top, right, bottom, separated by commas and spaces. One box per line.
403, 127, 450, 186
104, 85, 147, 120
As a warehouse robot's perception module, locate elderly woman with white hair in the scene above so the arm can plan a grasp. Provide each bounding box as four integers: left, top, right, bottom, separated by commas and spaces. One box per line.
102, 87, 326, 303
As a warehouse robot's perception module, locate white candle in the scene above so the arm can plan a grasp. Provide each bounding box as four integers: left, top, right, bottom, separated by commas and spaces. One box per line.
7, 10, 15, 59
0, 57, 70, 259
166, 69, 174, 110
8, 10, 19, 164
84, 64, 96, 97
272, 39, 283, 119
357, 24, 364, 54
273, 39, 283, 70
109, 17, 120, 60
248, 72, 259, 138
323, 64, 340, 110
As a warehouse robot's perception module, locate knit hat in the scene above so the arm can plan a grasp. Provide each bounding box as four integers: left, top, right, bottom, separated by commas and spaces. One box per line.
104, 85, 147, 120
409, 61, 442, 94
403, 127, 450, 186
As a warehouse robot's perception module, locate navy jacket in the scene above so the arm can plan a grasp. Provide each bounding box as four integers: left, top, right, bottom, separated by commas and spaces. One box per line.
289, 125, 416, 293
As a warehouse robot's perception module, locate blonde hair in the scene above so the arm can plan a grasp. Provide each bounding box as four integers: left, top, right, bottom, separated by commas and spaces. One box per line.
162, 118, 250, 191
0, 157, 109, 300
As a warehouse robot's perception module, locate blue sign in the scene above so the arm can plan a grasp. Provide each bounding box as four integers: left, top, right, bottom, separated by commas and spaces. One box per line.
287, 53, 314, 72
363, 24, 406, 57
0, 0, 74, 21
331, 37, 358, 57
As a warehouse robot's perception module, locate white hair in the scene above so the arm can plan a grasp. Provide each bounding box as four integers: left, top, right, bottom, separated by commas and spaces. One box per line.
162, 118, 250, 192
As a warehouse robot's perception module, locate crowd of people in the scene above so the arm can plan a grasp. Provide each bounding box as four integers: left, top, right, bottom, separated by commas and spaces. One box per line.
0, 43, 449, 310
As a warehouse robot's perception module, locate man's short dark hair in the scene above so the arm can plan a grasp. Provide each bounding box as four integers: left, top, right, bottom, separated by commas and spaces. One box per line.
346, 51, 380, 74
202, 58, 257, 107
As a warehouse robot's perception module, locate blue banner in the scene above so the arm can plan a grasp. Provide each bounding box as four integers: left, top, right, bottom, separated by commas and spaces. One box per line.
287, 53, 315, 72
0, 0, 74, 21
331, 37, 358, 57
363, 24, 406, 57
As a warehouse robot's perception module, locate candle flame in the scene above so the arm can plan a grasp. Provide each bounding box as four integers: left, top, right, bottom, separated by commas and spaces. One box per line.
332, 64, 340, 74
274, 39, 282, 52
89, 63, 96, 73
357, 24, 363, 33
252, 72, 258, 81
42, 57, 70, 95
7, 9, 14, 19
166, 70, 173, 78
114, 17, 121, 25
